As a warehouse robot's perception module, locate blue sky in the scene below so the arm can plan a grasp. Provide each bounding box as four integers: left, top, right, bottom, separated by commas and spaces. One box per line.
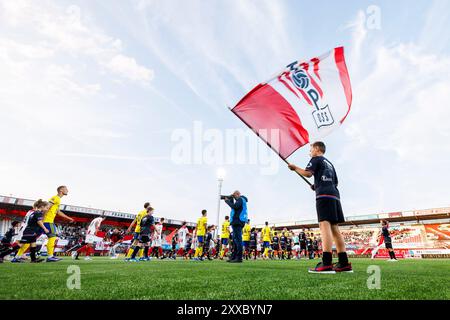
1, 0, 449, 224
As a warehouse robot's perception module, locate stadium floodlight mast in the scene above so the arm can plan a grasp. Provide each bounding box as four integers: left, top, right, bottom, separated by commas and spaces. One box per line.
215, 168, 226, 238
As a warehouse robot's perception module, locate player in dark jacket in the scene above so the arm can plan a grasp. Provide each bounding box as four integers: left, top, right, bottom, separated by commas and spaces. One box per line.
0, 221, 20, 262
381, 220, 397, 261
1, 200, 50, 263
201, 226, 215, 261
127, 208, 155, 262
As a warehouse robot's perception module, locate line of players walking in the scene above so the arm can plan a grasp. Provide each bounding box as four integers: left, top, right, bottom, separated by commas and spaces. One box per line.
0, 195, 396, 264
121, 204, 323, 262
0, 195, 324, 263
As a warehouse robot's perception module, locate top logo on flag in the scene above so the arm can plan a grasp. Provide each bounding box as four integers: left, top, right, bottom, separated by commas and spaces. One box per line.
284, 64, 335, 129
231, 47, 352, 160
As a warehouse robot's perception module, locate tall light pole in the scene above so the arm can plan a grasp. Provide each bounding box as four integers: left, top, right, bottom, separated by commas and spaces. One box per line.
216, 168, 226, 238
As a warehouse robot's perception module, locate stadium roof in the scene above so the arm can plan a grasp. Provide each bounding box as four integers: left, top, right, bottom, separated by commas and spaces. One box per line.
255, 207, 450, 229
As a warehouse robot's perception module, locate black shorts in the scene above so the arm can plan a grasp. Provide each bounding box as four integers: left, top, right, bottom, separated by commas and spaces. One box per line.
385, 241, 393, 249
300, 243, 306, 250
316, 197, 345, 224
19, 235, 38, 244
139, 235, 150, 243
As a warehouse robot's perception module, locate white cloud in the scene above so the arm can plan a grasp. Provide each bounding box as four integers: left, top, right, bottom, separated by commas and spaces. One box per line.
339, 9, 450, 214
0, 0, 154, 85
106, 54, 154, 82
124, 0, 297, 109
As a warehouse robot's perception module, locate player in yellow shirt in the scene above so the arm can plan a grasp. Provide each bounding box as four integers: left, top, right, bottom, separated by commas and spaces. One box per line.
42, 186, 74, 262
261, 221, 272, 259
193, 209, 207, 260
242, 219, 251, 260
219, 216, 230, 259
125, 202, 150, 260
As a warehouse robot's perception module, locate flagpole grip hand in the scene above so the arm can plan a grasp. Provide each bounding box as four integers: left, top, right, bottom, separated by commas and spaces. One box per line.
286, 162, 314, 188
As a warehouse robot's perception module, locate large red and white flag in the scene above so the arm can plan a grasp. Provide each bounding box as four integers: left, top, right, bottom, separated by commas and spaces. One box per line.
231, 47, 352, 159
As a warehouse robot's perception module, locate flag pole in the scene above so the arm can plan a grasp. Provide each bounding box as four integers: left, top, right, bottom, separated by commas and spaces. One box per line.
227, 106, 313, 188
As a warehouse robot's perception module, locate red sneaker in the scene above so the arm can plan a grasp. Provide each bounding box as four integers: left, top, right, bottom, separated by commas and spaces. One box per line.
308, 262, 336, 274
333, 262, 353, 273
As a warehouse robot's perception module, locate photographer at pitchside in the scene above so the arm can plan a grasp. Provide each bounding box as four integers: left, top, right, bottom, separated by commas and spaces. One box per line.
222, 190, 248, 263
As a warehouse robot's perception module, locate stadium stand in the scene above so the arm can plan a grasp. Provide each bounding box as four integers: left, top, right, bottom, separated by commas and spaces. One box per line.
0, 195, 196, 255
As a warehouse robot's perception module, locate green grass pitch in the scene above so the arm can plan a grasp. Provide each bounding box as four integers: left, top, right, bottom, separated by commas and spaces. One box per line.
0, 257, 448, 300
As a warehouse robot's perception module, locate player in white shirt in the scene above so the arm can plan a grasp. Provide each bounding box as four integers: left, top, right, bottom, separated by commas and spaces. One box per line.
151, 218, 164, 259
177, 222, 188, 256
72, 215, 105, 260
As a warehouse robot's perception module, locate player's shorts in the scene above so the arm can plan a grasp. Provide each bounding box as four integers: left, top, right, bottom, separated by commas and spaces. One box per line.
263, 241, 271, 248
280, 244, 286, 250
197, 236, 204, 244
384, 241, 393, 249
133, 232, 140, 241
250, 242, 257, 250
316, 197, 345, 224
272, 244, 279, 250
293, 244, 300, 251
43, 223, 57, 237
220, 238, 228, 245
152, 239, 162, 247
85, 234, 97, 244
300, 243, 307, 250
139, 234, 150, 243
243, 241, 250, 248
19, 234, 39, 244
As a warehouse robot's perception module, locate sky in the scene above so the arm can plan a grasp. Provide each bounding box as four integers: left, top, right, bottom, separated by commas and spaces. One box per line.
1, 0, 450, 224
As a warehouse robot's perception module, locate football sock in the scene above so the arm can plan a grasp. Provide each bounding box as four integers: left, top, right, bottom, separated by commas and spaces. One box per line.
47, 237, 56, 257
127, 246, 136, 258
16, 243, 29, 258
143, 246, 149, 258
138, 248, 144, 258
338, 252, 349, 265
131, 246, 140, 259
322, 251, 333, 266
30, 246, 36, 261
